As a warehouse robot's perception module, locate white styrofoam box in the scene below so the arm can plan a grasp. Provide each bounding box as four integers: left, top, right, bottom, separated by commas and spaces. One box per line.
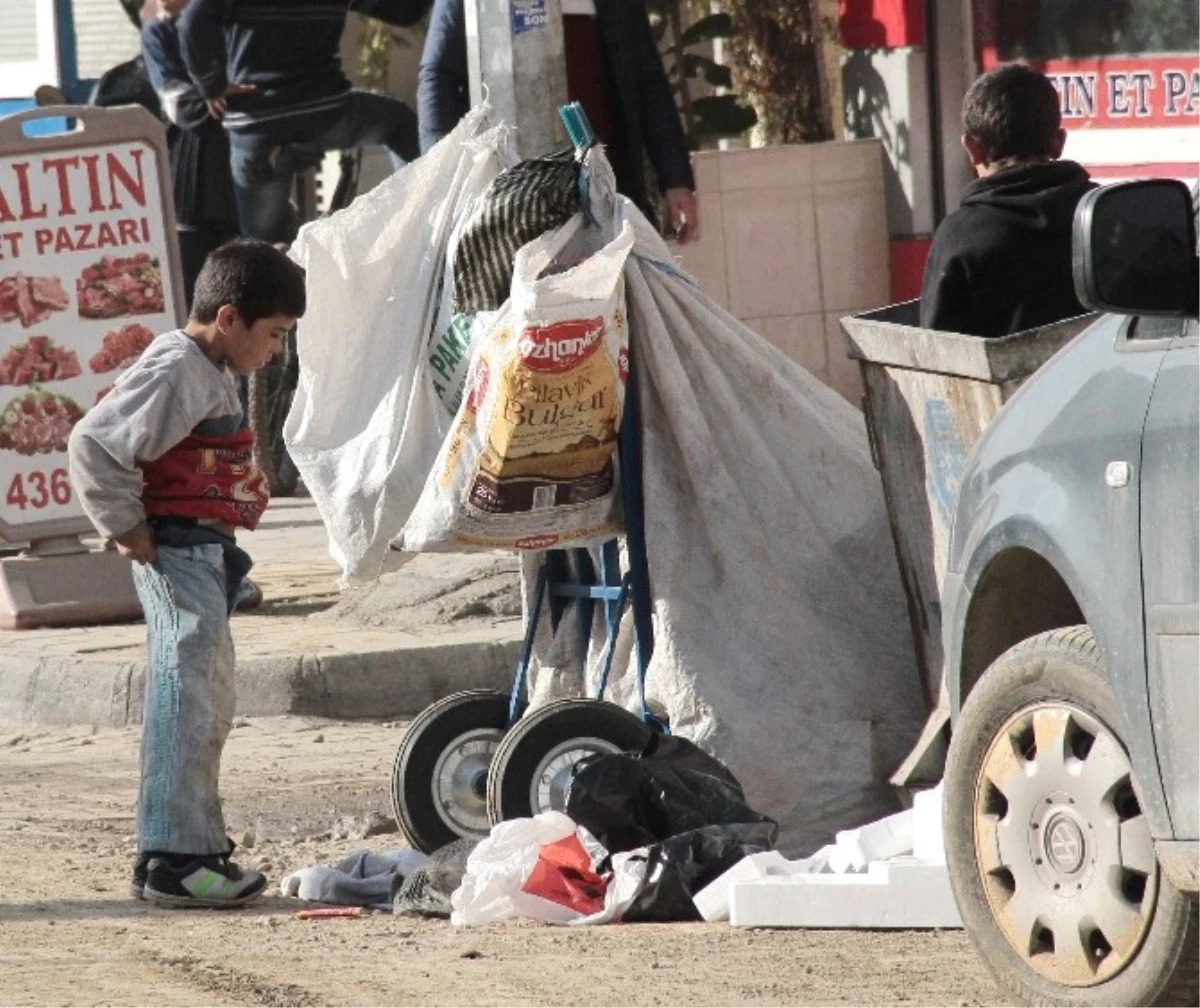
829, 809, 913, 872
693, 847, 837, 923
913, 782, 946, 864
729, 857, 962, 929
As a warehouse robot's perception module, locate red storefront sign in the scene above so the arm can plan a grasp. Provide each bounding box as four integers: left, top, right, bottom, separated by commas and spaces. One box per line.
972, 1, 1199, 178
974, 53, 1200, 130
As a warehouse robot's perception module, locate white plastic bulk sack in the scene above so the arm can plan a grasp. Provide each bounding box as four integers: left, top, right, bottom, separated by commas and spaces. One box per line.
284, 107, 512, 583
404, 199, 634, 551
516, 202, 928, 856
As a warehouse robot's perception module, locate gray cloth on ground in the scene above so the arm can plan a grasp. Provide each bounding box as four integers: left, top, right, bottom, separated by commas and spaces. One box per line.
520, 208, 929, 856
392, 837, 478, 918
279, 848, 428, 909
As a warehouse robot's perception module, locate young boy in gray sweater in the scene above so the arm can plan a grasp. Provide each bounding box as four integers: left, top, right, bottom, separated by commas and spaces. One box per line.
69, 239, 305, 907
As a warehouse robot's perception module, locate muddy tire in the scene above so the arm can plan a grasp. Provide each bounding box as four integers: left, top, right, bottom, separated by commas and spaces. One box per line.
944, 625, 1198, 1006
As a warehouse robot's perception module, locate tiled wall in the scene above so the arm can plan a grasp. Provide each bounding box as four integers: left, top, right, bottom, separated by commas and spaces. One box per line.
673, 140, 892, 405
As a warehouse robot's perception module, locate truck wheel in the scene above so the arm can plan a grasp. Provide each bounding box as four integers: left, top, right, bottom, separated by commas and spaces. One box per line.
945, 626, 1198, 1006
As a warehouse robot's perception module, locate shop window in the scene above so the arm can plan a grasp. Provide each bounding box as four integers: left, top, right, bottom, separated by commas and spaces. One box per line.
72, 0, 141, 81
976, 0, 1199, 60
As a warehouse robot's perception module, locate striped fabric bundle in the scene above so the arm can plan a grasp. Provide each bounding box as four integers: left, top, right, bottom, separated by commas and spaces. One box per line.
451, 149, 581, 315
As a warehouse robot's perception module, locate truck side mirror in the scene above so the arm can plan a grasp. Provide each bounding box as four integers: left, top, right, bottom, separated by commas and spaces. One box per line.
1073, 179, 1198, 318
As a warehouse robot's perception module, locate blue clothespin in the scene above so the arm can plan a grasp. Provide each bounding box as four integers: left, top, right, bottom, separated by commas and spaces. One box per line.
558, 101, 596, 155
559, 102, 598, 224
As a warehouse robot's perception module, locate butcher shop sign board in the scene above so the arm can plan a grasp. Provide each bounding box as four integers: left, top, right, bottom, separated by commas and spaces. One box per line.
0, 106, 183, 543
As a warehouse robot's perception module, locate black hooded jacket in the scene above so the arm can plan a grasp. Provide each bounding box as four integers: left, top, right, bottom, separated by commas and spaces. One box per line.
920, 160, 1096, 337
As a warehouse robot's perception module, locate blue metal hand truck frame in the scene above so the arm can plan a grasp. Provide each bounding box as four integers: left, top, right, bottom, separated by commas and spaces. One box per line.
391, 103, 665, 855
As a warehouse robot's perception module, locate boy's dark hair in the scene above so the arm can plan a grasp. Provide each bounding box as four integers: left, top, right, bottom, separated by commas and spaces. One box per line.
191, 238, 306, 326
962, 63, 1062, 165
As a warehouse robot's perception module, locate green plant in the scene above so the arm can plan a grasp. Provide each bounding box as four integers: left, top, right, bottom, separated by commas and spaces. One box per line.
723, 0, 834, 145
646, 0, 757, 147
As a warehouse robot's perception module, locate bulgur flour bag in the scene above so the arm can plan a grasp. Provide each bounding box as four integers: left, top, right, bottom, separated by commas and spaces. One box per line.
404, 165, 635, 552
284, 107, 513, 583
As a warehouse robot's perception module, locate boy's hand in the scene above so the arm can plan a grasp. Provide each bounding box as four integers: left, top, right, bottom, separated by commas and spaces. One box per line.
114, 522, 157, 565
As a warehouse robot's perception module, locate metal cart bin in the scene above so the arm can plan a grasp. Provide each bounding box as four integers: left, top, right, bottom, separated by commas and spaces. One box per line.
841, 300, 1097, 781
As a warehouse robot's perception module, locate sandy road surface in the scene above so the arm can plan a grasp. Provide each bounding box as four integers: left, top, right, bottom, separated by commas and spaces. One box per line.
0, 718, 1001, 1007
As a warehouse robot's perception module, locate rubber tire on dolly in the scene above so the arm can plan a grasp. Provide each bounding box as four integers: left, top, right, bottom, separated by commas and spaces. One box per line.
486, 698, 654, 826
391, 690, 511, 854
944, 625, 1198, 1006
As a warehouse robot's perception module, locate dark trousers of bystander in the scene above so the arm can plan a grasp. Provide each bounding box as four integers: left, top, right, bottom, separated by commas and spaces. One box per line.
229, 91, 419, 244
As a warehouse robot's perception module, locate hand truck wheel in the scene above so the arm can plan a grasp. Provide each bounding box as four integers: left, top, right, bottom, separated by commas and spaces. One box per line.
485, 698, 653, 826
391, 690, 511, 853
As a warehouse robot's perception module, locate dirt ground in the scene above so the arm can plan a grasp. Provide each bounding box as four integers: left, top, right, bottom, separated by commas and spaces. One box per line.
0, 717, 1002, 1007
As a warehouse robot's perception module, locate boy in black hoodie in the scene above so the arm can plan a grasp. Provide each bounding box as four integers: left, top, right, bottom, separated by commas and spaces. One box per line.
920, 63, 1095, 337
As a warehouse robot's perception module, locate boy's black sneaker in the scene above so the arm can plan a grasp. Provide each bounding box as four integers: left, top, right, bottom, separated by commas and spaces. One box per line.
131, 852, 154, 899
144, 854, 266, 909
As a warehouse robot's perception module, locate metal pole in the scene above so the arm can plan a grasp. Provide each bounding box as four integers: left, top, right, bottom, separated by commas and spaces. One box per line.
923, 0, 946, 225
465, 0, 570, 158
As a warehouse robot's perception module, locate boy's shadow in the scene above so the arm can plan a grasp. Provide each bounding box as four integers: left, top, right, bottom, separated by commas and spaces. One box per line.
0, 894, 314, 922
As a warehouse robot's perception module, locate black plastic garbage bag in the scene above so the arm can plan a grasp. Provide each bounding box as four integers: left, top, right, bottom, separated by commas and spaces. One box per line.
624, 823, 777, 923
565, 735, 778, 922
566, 734, 778, 852
392, 837, 478, 918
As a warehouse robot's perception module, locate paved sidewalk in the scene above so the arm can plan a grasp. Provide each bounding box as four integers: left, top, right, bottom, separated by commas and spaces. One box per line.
0, 499, 521, 726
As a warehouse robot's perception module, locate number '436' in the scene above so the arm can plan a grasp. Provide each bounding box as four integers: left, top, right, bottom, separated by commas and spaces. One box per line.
6, 470, 72, 511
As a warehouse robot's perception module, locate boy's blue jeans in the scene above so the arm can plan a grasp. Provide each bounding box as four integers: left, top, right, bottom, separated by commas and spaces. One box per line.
132, 544, 239, 856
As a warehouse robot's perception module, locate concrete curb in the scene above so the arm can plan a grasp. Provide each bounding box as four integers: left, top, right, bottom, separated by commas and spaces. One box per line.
0, 635, 523, 728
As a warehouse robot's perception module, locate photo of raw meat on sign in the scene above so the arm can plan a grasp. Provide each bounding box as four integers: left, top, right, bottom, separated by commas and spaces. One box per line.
0, 390, 83, 456
89, 324, 155, 374
0, 337, 82, 385
76, 254, 165, 319
0, 275, 70, 328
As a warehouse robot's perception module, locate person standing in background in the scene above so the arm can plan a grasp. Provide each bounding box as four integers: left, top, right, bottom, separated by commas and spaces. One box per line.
177, 0, 429, 244
417, 0, 700, 243
140, 0, 240, 307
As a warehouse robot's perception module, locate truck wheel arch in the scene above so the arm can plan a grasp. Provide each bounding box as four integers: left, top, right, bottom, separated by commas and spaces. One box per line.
957, 547, 1084, 707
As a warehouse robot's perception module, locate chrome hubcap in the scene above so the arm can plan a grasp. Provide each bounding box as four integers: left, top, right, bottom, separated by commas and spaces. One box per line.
531, 737, 623, 813
974, 703, 1157, 987
431, 728, 504, 837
